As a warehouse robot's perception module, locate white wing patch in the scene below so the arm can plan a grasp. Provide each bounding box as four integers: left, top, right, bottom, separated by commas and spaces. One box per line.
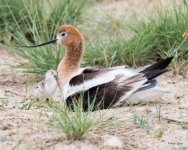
63, 67, 138, 100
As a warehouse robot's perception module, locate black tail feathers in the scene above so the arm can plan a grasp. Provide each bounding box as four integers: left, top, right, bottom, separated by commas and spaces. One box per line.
141, 57, 173, 73
141, 57, 173, 80
144, 69, 169, 80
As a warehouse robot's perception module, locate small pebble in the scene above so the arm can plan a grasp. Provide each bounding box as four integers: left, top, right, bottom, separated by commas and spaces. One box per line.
0, 135, 7, 143
103, 136, 123, 148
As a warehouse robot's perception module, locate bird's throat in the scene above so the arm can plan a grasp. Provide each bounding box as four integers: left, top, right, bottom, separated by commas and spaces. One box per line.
57, 42, 84, 84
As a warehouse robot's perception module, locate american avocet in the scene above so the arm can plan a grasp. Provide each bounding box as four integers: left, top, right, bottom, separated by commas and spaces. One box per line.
33, 70, 58, 99
21, 25, 173, 111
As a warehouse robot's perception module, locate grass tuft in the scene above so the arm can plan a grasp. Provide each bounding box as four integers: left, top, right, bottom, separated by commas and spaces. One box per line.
131, 111, 150, 132
0, 0, 94, 73
1, 0, 188, 74
29, 99, 115, 140
85, 0, 188, 69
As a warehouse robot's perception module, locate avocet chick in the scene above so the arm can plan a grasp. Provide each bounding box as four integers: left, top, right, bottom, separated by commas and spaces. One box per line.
33, 70, 58, 99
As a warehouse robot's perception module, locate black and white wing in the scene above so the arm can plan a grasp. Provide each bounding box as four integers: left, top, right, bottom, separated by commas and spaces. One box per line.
64, 57, 173, 111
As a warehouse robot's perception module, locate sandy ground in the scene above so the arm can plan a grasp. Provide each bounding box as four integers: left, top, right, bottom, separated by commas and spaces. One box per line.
0, 0, 188, 150
0, 48, 188, 150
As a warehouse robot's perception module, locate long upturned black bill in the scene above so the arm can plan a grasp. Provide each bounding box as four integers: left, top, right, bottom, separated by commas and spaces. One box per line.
17, 39, 57, 48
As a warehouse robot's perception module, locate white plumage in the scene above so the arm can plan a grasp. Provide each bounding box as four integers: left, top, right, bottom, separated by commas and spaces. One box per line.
33, 70, 58, 99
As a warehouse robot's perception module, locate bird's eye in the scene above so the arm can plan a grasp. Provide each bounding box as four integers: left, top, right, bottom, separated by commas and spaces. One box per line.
61, 32, 66, 37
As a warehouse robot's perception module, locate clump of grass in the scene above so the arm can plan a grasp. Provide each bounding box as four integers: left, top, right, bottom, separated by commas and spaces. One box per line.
0, 0, 26, 30
49, 0, 94, 26
0, 97, 8, 108
0, 0, 94, 33
32, 99, 114, 140
1, 0, 94, 73
155, 128, 164, 140
85, 0, 188, 69
131, 111, 150, 132
182, 123, 188, 129
2, 0, 188, 74
0, 0, 44, 43
126, 0, 188, 65
84, 37, 127, 66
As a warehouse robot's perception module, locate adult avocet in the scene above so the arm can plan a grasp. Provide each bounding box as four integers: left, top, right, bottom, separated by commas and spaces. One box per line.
22, 25, 173, 111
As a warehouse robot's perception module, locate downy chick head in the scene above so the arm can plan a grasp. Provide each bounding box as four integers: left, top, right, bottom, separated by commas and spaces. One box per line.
33, 70, 58, 99
33, 81, 46, 99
